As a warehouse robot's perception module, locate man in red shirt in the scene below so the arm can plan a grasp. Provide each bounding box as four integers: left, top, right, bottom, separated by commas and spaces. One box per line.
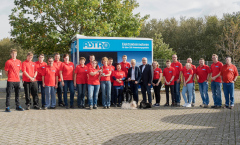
196, 58, 211, 108
182, 58, 196, 107
108, 57, 115, 106
22, 52, 41, 110
210, 54, 223, 108
35, 54, 47, 107
53, 53, 64, 107
171, 54, 183, 107
163, 60, 175, 106
4, 49, 24, 112
221, 57, 238, 109
86, 54, 100, 69
42, 57, 58, 110
120, 55, 131, 91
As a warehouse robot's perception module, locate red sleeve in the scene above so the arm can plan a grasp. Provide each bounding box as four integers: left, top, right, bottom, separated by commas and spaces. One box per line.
42, 68, 46, 76
159, 68, 162, 73
190, 69, 193, 75
180, 63, 183, 71
74, 66, 78, 74
234, 66, 238, 77
4, 61, 9, 71
193, 66, 196, 74
207, 66, 211, 73
59, 63, 64, 71
22, 62, 26, 72
163, 69, 165, 76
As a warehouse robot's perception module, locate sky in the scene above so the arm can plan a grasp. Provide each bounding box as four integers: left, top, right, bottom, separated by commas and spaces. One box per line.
1, 0, 240, 40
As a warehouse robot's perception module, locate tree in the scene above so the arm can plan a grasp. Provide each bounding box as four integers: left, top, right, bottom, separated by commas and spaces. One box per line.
153, 33, 175, 60
0, 38, 29, 69
9, 0, 149, 55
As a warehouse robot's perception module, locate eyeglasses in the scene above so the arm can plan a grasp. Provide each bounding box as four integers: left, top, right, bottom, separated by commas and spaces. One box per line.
48, 61, 53, 62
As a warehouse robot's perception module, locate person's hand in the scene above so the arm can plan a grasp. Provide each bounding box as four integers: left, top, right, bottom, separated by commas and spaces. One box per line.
128, 78, 131, 81
42, 83, 45, 87
204, 80, 208, 82
211, 76, 216, 81
135, 81, 138, 84
55, 84, 58, 89
152, 83, 155, 86
166, 82, 169, 85
184, 82, 186, 86
156, 82, 159, 86
61, 81, 64, 87
30, 77, 35, 82
231, 81, 235, 83
98, 70, 103, 73
148, 83, 151, 86
74, 82, 76, 87
177, 79, 180, 83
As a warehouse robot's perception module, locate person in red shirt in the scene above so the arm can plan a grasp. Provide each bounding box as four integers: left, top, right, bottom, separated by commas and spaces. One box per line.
196, 58, 211, 108
120, 55, 130, 91
163, 60, 175, 106
53, 53, 64, 107
210, 54, 223, 108
88, 60, 102, 110
59, 54, 75, 109
4, 49, 24, 112
112, 63, 126, 107
182, 58, 196, 107
221, 57, 238, 109
151, 61, 162, 107
74, 57, 88, 108
22, 52, 41, 110
35, 54, 47, 108
108, 57, 115, 106
182, 63, 194, 107
100, 57, 112, 109
86, 54, 100, 69
171, 54, 183, 107
42, 57, 58, 110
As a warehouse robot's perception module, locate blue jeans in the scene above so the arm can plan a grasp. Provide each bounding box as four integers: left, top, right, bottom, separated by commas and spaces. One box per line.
57, 82, 63, 104
88, 85, 100, 106
182, 83, 193, 103
45, 86, 56, 108
174, 81, 181, 103
223, 83, 234, 106
198, 82, 209, 105
114, 86, 124, 104
111, 83, 115, 104
211, 81, 222, 106
100, 81, 111, 107
37, 81, 45, 106
63, 80, 75, 107
77, 84, 86, 106
187, 83, 195, 104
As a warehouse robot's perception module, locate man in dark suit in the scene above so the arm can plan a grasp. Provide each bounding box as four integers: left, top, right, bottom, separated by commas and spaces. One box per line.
139, 57, 153, 104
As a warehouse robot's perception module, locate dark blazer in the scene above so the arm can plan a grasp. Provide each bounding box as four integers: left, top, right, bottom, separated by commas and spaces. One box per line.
139, 64, 153, 85
127, 66, 142, 83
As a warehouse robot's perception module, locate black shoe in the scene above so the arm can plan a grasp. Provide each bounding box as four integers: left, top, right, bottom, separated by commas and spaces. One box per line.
93, 105, 98, 109
50, 107, 56, 109
5, 107, 11, 112
33, 105, 41, 110
70, 105, 74, 109
211, 106, 216, 108
59, 103, 65, 107
191, 104, 195, 107
65, 106, 69, 109
26, 105, 30, 110
107, 106, 110, 109
78, 106, 81, 108
16, 106, 24, 111
103, 106, 107, 109
215, 106, 221, 109
82, 105, 85, 109
164, 103, 169, 107
171, 104, 174, 107
224, 106, 229, 109
117, 104, 121, 107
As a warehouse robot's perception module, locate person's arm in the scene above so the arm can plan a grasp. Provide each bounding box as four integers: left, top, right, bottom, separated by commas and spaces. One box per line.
136, 68, 142, 83
157, 73, 163, 86
185, 75, 192, 84
74, 73, 77, 87
148, 65, 153, 86
5, 71, 8, 76
59, 70, 64, 86
23, 71, 34, 82
55, 76, 58, 88
42, 76, 45, 87
90, 70, 100, 76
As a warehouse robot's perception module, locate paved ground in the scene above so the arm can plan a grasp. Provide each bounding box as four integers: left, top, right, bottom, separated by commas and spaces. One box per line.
0, 90, 239, 145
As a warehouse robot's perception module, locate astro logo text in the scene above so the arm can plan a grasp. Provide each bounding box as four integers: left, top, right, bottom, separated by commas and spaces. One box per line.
83, 41, 110, 49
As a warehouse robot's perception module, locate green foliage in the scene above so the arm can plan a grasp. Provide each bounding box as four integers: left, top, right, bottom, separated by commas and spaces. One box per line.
9, 0, 149, 55
153, 33, 175, 60
0, 38, 29, 69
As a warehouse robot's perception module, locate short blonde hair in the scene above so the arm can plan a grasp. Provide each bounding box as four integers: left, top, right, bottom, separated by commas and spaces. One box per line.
10, 49, 17, 54
131, 59, 136, 64
212, 54, 218, 58
152, 61, 159, 68
27, 52, 33, 56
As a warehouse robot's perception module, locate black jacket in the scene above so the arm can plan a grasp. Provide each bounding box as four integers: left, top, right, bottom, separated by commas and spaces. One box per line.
139, 64, 153, 85
127, 66, 142, 83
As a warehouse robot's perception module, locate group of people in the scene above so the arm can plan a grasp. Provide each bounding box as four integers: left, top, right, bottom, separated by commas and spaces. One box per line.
4, 49, 238, 112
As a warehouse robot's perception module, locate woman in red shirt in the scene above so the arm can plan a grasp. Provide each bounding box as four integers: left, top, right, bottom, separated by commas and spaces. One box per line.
74, 57, 88, 108
182, 63, 194, 107
152, 61, 163, 107
100, 57, 112, 109
112, 63, 126, 107
88, 60, 102, 110
59, 54, 75, 109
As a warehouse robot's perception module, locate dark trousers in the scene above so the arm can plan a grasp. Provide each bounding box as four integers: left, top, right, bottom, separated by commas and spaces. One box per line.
130, 81, 139, 104
57, 82, 63, 104
23, 81, 39, 106
165, 85, 175, 105
114, 86, 123, 104
140, 83, 152, 103
111, 83, 115, 104
153, 80, 162, 104
37, 81, 45, 107
6, 82, 20, 107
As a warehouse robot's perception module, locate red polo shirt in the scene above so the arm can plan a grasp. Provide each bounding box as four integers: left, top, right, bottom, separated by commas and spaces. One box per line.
221, 64, 239, 83
60, 62, 74, 81
4, 59, 21, 82
163, 67, 176, 85
153, 68, 162, 80
183, 64, 196, 74
112, 70, 125, 86
120, 61, 130, 77
88, 68, 100, 85
86, 62, 100, 69
22, 60, 36, 82
42, 66, 57, 86
74, 64, 88, 84
210, 61, 223, 83
53, 60, 62, 82
196, 65, 211, 83
35, 61, 47, 81
109, 65, 115, 83
171, 61, 183, 81
183, 69, 193, 84
100, 66, 111, 81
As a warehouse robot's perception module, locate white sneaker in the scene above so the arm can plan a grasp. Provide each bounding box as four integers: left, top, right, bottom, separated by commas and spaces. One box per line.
186, 103, 192, 107
182, 103, 188, 107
